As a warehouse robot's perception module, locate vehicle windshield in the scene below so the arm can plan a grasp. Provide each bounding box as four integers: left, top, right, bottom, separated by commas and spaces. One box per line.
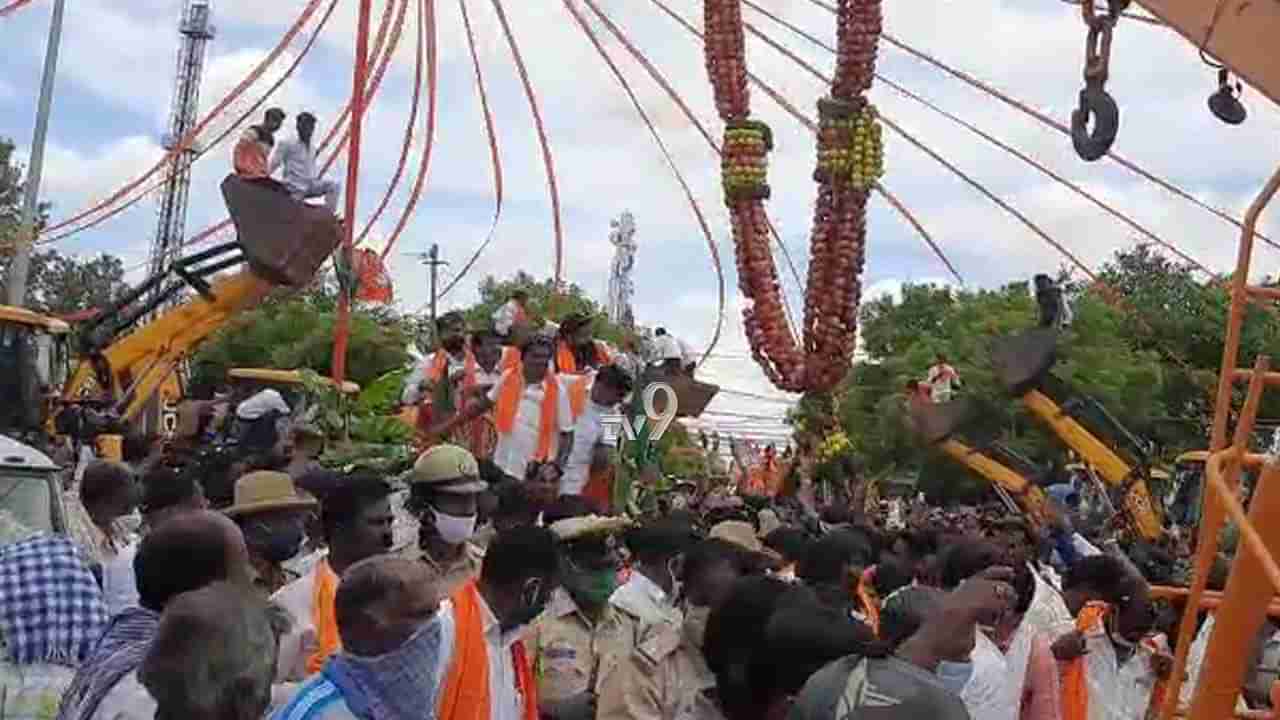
0, 472, 53, 547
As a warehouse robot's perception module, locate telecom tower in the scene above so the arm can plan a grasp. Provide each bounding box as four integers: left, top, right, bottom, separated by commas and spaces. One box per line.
150, 0, 215, 302
606, 211, 637, 328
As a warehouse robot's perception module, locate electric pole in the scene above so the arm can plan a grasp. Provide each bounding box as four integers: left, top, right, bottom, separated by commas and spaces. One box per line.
7, 0, 67, 307
421, 244, 448, 347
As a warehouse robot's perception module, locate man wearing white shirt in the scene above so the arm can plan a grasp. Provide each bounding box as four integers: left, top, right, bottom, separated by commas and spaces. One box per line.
490, 338, 573, 484
436, 526, 559, 720
492, 290, 530, 338
651, 328, 693, 375
434, 337, 575, 486
234, 387, 291, 453
402, 313, 474, 407
560, 366, 632, 496
269, 112, 341, 213
472, 330, 508, 388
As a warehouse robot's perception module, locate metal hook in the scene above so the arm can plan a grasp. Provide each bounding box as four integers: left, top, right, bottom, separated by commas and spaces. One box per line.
1072, 84, 1120, 161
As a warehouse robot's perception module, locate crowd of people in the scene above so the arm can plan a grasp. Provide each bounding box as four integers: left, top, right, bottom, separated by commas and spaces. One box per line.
0, 286, 1271, 720
3, 429, 1247, 720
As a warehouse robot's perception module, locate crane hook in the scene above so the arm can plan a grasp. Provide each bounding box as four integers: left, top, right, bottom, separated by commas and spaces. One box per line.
1071, 82, 1120, 162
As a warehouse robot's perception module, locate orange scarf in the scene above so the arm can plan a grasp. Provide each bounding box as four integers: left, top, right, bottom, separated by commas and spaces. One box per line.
500, 346, 522, 372
568, 376, 592, 419
583, 464, 615, 513
1062, 602, 1110, 720
438, 581, 539, 720
856, 567, 880, 636
556, 340, 611, 374
430, 348, 478, 387
306, 558, 341, 674
493, 369, 560, 462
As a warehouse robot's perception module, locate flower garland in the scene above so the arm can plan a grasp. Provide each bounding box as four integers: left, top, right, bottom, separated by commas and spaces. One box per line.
704, 0, 883, 392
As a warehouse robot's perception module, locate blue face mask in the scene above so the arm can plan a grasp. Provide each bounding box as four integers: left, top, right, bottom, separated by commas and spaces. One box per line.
326, 613, 445, 719
935, 660, 974, 695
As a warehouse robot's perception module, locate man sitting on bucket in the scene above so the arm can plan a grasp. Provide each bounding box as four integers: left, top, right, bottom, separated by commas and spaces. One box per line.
233, 108, 285, 184
270, 111, 341, 214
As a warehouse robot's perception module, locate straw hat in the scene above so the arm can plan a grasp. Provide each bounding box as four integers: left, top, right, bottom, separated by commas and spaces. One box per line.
224, 471, 318, 518
710, 520, 781, 560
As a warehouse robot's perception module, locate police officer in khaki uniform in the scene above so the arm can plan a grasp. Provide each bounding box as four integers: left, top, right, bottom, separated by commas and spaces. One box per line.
528, 514, 635, 720
402, 444, 488, 594
597, 536, 762, 720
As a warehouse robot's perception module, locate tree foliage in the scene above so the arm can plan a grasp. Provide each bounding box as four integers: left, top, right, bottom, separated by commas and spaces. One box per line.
811, 272, 1167, 503
805, 244, 1280, 505
0, 138, 126, 315
461, 272, 629, 345
191, 279, 412, 390
0, 138, 121, 314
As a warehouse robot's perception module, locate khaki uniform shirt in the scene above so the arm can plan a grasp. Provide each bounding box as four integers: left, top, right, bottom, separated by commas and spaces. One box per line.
528, 589, 635, 704
419, 541, 485, 596
252, 554, 299, 597
596, 621, 725, 720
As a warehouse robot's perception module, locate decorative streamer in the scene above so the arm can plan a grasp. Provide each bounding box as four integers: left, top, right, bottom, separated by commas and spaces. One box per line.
561, 0, 725, 359
40, 0, 329, 237
438, 0, 505, 296
380, 0, 440, 259
358, 0, 427, 246
42, 0, 344, 246
490, 0, 565, 283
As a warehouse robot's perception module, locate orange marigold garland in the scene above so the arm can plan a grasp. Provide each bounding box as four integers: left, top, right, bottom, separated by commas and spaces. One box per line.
704, 0, 883, 393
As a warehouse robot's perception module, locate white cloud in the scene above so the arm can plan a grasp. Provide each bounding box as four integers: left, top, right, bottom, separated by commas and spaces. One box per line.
40, 135, 165, 201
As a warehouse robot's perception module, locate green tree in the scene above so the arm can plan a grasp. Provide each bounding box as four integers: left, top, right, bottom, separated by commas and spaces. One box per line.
191, 277, 412, 390
1092, 244, 1280, 449
830, 278, 1168, 504
0, 138, 127, 315
460, 272, 629, 346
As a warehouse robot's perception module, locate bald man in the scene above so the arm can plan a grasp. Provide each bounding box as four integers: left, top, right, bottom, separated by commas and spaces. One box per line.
273, 556, 444, 719
140, 582, 282, 720
58, 511, 258, 720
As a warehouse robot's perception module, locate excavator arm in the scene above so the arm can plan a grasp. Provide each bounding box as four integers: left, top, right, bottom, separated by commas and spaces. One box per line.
1131, 0, 1280, 107
61, 175, 341, 440
63, 269, 275, 421
991, 328, 1163, 540
910, 398, 1051, 527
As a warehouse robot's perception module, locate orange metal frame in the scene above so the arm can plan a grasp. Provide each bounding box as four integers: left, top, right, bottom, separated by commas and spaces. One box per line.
1159, 165, 1280, 720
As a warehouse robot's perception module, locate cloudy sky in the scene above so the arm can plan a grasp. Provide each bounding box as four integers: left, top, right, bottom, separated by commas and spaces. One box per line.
4, 0, 1280, 447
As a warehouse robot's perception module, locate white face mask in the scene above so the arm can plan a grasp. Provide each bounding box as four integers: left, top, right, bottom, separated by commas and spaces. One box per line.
431, 508, 477, 545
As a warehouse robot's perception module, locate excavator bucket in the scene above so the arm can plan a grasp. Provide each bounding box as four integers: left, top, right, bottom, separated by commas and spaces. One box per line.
221, 174, 341, 286
991, 328, 1059, 395
638, 368, 720, 419
910, 398, 974, 445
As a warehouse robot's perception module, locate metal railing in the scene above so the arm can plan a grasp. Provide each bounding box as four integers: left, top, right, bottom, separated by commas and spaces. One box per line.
1159, 164, 1280, 720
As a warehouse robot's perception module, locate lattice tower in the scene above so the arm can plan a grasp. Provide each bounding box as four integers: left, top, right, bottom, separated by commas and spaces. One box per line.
149, 0, 215, 307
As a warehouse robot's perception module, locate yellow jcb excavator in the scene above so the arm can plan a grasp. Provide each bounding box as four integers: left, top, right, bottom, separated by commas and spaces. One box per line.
909, 397, 1051, 528
1, 175, 341, 458
990, 327, 1163, 540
